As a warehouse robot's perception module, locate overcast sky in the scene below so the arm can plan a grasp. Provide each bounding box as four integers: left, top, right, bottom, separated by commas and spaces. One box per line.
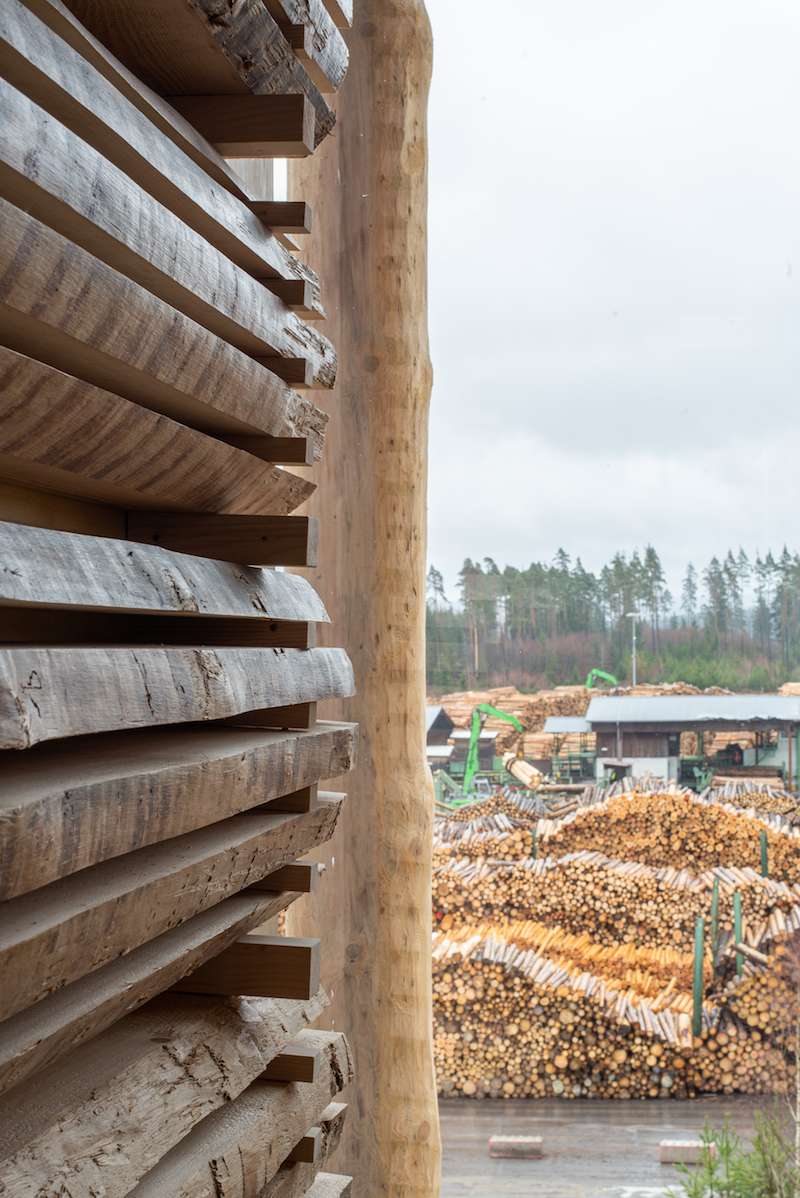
424, 0, 800, 609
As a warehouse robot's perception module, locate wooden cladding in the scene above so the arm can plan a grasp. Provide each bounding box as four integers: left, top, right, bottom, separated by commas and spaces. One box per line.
0, 0, 356, 1194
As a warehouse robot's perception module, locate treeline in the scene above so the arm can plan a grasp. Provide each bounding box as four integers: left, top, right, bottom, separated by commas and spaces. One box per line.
426, 546, 800, 693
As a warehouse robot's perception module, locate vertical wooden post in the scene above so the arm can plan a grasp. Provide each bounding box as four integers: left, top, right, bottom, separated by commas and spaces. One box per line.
286, 3, 440, 1197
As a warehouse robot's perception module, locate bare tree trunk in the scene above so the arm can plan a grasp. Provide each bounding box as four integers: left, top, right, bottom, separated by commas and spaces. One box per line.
286, 4, 441, 1196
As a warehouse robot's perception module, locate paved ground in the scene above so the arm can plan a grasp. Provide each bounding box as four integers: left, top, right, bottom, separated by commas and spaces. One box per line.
439, 1096, 762, 1197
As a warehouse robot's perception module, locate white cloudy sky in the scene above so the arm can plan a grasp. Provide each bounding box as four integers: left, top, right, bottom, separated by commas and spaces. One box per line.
424, 0, 800, 607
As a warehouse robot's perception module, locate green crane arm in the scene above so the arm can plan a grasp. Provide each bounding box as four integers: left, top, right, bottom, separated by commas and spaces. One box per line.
462, 703, 523, 795
586, 668, 618, 689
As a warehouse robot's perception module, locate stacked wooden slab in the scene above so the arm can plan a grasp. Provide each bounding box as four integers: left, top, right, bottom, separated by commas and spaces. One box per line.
0, 1, 355, 1195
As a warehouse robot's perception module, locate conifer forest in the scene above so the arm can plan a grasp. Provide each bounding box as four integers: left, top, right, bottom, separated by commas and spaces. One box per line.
426, 546, 800, 693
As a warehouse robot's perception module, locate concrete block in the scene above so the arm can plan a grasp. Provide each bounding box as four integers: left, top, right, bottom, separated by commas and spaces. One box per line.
489, 1135, 543, 1159
660, 1139, 716, 1164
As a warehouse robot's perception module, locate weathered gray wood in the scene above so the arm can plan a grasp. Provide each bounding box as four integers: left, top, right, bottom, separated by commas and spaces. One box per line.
0, 79, 337, 386
260, 1106, 348, 1198
0, 645, 354, 749
0, 201, 328, 449
18, 0, 256, 199
304, 1176, 352, 1198
0, 796, 344, 1023
62, 0, 336, 147
263, 0, 348, 93
0, 520, 328, 620
0, 993, 330, 1198
126, 513, 318, 566
0, 347, 314, 515
0, 719, 353, 899
319, 0, 352, 27
1, 0, 325, 299
173, 935, 321, 1000
168, 94, 314, 158
0, 894, 326, 1095
124, 1032, 353, 1198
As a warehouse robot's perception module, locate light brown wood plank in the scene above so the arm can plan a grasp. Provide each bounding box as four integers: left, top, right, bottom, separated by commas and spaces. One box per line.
0, 993, 331, 1197
126, 512, 318, 566
305, 1176, 353, 1198
0, 201, 328, 448
0, 520, 328, 621
256, 862, 320, 894
0, 797, 344, 1023
0, 645, 354, 749
249, 201, 313, 235
0, 894, 325, 1096
0, 481, 124, 539
168, 94, 314, 157
319, 0, 352, 26
0, 347, 314, 515
0, 80, 337, 385
224, 436, 315, 465
124, 1032, 353, 1198
0, 720, 353, 900
0, 608, 316, 650
263, 278, 318, 316
223, 702, 318, 731
0, 0, 324, 302
287, 1128, 323, 1162
260, 1106, 348, 1198
262, 1038, 322, 1083
173, 935, 321, 1000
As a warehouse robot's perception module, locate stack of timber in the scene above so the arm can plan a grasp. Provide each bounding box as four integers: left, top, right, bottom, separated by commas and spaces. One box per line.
709, 781, 799, 819
432, 686, 597, 751
0, 1, 357, 1195
432, 787, 800, 1100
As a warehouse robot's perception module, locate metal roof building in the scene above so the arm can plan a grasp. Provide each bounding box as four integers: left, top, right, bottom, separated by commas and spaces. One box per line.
586, 695, 800, 731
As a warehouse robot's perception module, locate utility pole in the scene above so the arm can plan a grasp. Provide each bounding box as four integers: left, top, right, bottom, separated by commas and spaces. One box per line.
626, 611, 640, 685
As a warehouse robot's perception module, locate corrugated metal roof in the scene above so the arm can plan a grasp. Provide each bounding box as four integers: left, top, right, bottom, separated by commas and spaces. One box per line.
426, 744, 454, 758
543, 716, 592, 734
586, 694, 800, 725
450, 730, 498, 740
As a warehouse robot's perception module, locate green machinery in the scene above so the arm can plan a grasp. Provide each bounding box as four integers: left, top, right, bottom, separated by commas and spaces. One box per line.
586, 669, 618, 689
462, 703, 523, 795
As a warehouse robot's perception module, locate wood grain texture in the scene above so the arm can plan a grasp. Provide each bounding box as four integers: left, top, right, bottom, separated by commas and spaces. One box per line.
0, 201, 328, 447
125, 1031, 353, 1198
0, 0, 324, 299
0, 520, 328, 620
261, 1105, 348, 1198
302, 1177, 352, 1198
256, 862, 320, 894
263, 0, 348, 93
126, 513, 318, 566
262, 1038, 322, 1082
0, 79, 337, 385
0, 645, 354, 748
173, 935, 321, 1000
168, 94, 314, 158
17, 0, 256, 199
62, 0, 336, 147
319, 0, 352, 27
0, 895, 324, 1096
286, 3, 441, 1194
0, 797, 344, 1022
0, 347, 314, 515
0, 721, 354, 899
0, 992, 330, 1197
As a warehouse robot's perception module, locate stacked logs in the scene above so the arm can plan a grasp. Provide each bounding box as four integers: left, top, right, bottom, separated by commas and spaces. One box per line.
540, 791, 800, 881
709, 782, 798, 819
432, 788, 800, 1100
433, 852, 800, 950
432, 932, 786, 1100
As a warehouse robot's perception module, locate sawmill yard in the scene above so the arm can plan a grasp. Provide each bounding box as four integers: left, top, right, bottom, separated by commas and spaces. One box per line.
428, 683, 800, 1185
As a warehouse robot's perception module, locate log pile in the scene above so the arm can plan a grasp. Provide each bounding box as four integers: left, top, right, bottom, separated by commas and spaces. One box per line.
0, 1, 359, 1194
434, 686, 596, 750
709, 782, 799, 819
540, 791, 800, 881
432, 785, 800, 1100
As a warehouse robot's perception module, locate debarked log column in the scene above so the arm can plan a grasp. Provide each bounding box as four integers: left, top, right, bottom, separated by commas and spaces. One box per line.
287, 1, 440, 1196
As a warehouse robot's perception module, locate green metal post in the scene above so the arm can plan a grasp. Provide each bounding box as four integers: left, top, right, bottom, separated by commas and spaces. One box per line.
710, 877, 719, 980
734, 891, 743, 977
692, 917, 705, 1039
532, 825, 537, 861
760, 829, 768, 877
